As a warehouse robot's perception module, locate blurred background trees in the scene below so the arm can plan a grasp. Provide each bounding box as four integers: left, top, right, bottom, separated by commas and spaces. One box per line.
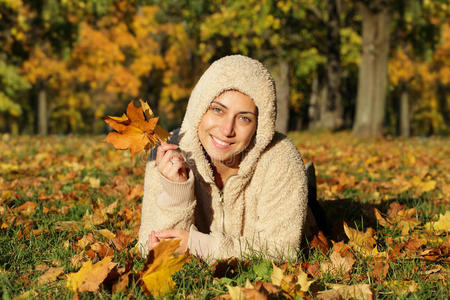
0, 0, 448, 136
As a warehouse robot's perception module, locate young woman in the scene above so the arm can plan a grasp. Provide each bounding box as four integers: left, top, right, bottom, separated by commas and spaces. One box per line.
138, 55, 308, 260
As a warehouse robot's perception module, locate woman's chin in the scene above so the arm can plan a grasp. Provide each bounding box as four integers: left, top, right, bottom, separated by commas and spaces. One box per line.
208, 152, 242, 167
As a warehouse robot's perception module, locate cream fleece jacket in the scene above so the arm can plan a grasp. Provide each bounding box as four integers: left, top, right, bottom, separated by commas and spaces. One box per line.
138, 55, 308, 261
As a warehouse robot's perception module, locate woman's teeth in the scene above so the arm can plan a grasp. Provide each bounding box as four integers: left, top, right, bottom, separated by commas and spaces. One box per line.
212, 136, 230, 146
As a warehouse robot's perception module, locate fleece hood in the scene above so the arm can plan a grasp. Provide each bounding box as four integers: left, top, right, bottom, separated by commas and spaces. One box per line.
179, 55, 277, 184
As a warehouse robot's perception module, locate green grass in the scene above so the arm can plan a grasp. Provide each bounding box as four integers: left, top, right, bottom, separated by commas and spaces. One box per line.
0, 132, 449, 299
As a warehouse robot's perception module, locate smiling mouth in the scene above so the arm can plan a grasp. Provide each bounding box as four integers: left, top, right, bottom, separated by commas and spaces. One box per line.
211, 135, 233, 148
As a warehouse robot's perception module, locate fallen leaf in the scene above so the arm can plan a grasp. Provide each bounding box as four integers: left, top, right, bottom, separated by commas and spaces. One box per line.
302, 261, 321, 278
310, 230, 330, 253
141, 239, 187, 297
374, 208, 391, 227
297, 269, 315, 292
77, 233, 95, 249
271, 262, 284, 286
317, 283, 373, 300
70, 252, 86, 268
111, 230, 134, 251
218, 281, 280, 300
344, 222, 376, 250
384, 280, 418, 295
113, 272, 131, 293
37, 267, 64, 285
104, 200, 118, 215
425, 211, 450, 232
12, 290, 38, 300
13, 201, 37, 216
66, 256, 117, 292
418, 245, 449, 262
419, 266, 443, 276
90, 242, 114, 258
417, 179, 436, 195
53, 221, 81, 232
225, 285, 245, 300
83, 176, 100, 188
253, 281, 280, 295
35, 264, 49, 272
344, 222, 385, 257
369, 258, 389, 282
98, 229, 116, 240
320, 249, 355, 278
127, 184, 143, 201
331, 240, 353, 257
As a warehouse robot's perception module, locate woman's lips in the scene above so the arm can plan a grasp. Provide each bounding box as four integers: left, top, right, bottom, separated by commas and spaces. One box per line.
210, 135, 232, 149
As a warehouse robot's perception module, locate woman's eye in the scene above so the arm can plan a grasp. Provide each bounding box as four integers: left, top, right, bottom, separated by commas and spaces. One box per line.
211, 107, 223, 114
239, 116, 251, 123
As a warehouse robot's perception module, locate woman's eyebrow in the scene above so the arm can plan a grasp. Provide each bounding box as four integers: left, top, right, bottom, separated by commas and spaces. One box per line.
211, 100, 227, 109
211, 101, 257, 116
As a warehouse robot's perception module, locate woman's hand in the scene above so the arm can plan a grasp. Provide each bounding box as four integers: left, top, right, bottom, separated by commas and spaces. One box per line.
156, 229, 189, 254
147, 230, 160, 251
156, 142, 189, 182
147, 229, 189, 254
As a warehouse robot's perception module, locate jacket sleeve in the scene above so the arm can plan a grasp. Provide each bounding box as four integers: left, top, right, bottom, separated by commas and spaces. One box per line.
137, 160, 196, 256
188, 139, 309, 261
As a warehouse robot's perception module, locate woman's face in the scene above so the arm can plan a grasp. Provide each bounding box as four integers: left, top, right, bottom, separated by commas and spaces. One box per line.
198, 90, 258, 166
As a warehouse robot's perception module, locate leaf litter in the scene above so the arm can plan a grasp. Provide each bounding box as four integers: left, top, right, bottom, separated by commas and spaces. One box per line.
1, 128, 448, 298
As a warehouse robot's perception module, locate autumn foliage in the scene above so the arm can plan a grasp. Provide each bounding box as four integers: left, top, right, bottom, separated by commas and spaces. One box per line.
0, 132, 448, 298
103, 100, 170, 156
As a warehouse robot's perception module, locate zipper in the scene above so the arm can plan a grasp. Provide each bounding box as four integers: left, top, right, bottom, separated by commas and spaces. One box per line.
216, 174, 237, 233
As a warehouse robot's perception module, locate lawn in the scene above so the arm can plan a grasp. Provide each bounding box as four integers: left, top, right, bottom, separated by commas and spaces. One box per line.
0, 132, 448, 299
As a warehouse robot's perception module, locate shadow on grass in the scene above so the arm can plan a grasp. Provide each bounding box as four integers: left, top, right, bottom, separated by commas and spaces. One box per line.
316, 195, 431, 242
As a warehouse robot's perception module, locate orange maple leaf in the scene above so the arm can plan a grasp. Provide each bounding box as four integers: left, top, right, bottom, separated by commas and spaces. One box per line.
103, 100, 170, 156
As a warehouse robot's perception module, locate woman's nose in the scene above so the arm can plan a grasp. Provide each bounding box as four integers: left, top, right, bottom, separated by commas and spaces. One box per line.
220, 117, 235, 137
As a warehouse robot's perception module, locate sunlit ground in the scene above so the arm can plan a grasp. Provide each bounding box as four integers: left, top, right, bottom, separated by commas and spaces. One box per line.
0, 132, 448, 299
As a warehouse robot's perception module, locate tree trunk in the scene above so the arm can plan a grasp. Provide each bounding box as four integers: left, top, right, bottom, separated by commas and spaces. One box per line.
308, 0, 343, 130
38, 82, 48, 136
400, 88, 410, 137
267, 58, 290, 134
308, 74, 320, 125
325, 0, 343, 130
352, 2, 391, 137
308, 75, 329, 129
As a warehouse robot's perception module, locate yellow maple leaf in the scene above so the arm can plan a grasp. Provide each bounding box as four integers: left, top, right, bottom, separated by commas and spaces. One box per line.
98, 228, 116, 240
66, 256, 117, 292
226, 285, 245, 300
425, 211, 450, 232
343, 222, 376, 250
271, 262, 284, 286
418, 180, 437, 195
141, 239, 187, 297
343, 222, 386, 258
297, 269, 315, 292
398, 219, 420, 236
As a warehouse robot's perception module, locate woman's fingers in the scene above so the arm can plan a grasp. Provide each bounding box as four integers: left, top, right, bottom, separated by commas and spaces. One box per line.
147, 231, 160, 250
156, 142, 178, 165
157, 148, 189, 182
155, 229, 178, 239
155, 229, 189, 253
